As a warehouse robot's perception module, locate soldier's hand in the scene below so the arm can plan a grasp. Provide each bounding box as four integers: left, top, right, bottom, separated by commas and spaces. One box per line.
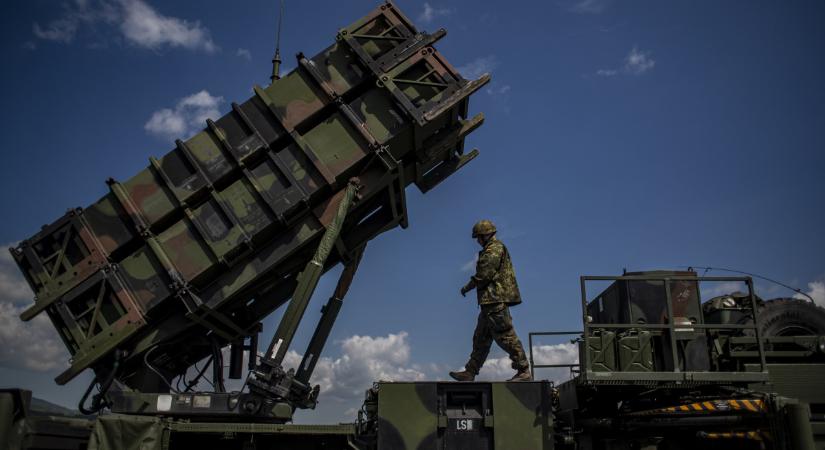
460, 286, 469, 297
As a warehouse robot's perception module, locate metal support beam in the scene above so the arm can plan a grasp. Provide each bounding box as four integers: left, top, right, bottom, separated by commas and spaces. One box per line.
296, 244, 366, 384
259, 178, 360, 370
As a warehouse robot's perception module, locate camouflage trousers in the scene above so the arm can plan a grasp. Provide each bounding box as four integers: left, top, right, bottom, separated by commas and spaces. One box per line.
465, 303, 529, 375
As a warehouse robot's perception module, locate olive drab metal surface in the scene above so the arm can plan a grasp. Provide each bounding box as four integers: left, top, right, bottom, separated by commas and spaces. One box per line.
369, 382, 554, 450
10, 1, 489, 390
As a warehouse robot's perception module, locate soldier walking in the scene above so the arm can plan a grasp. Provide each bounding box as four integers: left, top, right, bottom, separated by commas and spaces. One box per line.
450, 220, 532, 382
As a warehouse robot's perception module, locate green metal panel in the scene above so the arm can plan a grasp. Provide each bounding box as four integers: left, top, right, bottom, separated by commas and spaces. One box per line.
351, 89, 409, 145
121, 167, 176, 226
185, 131, 231, 180
746, 363, 825, 403
301, 112, 369, 177
491, 383, 552, 450
309, 43, 365, 96
377, 383, 438, 450
261, 70, 326, 131
156, 220, 214, 282
84, 193, 135, 255
117, 248, 170, 312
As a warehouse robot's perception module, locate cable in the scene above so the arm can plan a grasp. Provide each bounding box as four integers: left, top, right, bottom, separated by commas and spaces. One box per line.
79, 350, 123, 415
185, 356, 214, 392
685, 265, 815, 304
209, 336, 226, 393
144, 345, 180, 394
78, 375, 100, 415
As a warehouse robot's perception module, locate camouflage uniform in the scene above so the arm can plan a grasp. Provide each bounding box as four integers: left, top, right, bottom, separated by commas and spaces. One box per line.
462, 237, 529, 375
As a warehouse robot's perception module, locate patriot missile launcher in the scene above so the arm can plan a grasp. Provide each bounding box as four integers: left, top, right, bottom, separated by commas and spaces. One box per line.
10, 1, 488, 421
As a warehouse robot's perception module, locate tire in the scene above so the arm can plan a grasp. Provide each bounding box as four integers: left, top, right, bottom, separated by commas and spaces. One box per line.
752, 298, 825, 336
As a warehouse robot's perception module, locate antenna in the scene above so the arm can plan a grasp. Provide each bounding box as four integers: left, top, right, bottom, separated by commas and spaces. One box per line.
686, 265, 816, 304
271, 0, 285, 83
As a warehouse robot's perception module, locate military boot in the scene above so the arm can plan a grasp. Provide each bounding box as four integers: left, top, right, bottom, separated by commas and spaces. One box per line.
507, 369, 532, 382
449, 370, 475, 382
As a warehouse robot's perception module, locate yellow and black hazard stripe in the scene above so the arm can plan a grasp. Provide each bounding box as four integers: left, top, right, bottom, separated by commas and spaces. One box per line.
698, 430, 766, 441
629, 398, 767, 415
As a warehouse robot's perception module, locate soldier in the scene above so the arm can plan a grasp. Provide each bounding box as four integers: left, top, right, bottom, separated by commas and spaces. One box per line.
450, 220, 532, 382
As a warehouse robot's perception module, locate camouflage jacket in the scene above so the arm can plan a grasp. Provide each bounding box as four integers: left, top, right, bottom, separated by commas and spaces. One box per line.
464, 237, 522, 306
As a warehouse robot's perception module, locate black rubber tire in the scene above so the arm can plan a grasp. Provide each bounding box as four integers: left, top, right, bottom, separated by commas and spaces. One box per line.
753, 298, 825, 336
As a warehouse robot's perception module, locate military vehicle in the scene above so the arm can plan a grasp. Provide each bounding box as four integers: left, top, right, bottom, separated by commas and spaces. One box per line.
9, 0, 489, 422
3, 2, 824, 449
541, 271, 825, 450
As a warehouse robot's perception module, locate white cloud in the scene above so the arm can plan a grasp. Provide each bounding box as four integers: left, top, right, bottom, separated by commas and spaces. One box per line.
700, 281, 749, 300
795, 281, 825, 308
120, 0, 216, 52
475, 342, 578, 382
568, 0, 611, 14
32, 0, 119, 44
597, 46, 656, 77
0, 244, 66, 372
236, 48, 251, 61
418, 2, 452, 25
144, 90, 223, 141
294, 332, 427, 403
33, 18, 80, 43
623, 46, 656, 75
0, 248, 36, 301
31, 0, 216, 53
457, 55, 498, 80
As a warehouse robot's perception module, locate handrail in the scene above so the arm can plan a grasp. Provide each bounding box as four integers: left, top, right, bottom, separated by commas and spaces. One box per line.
528, 331, 582, 380
528, 274, 769, 382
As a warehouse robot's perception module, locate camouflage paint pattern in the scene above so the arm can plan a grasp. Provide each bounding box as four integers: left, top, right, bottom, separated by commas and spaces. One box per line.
377, 383, 438, 449
302, 112, 369, 177
261, 70, 328, 132
12, 1, 490, 391
310, 43, 366, 95
463, 237, 522, 306
465, 303, 529, 375
490, 383, 553, 450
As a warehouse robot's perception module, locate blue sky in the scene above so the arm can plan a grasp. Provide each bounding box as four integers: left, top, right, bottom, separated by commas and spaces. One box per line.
1, 0, 823, 423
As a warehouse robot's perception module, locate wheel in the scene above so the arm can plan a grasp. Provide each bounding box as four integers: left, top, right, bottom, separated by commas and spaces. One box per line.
753, 298, 825, 336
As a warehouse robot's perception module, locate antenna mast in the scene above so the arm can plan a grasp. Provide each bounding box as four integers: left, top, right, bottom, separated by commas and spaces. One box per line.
271, 0, 285, 83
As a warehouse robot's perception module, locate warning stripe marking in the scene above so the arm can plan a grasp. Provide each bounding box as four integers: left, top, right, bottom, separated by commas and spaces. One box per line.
702, 401, 715, 410
628, 398, 766, 416
703, 431, 764, 441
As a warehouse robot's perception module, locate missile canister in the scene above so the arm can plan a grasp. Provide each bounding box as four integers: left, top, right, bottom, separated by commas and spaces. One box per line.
10, 2, 488, 388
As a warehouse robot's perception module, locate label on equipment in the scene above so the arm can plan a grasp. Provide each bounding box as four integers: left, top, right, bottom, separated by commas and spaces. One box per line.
157, 395, 172, 412
455, 419, 475, 431
271, 339, 283, 359
193, 395, 211, 408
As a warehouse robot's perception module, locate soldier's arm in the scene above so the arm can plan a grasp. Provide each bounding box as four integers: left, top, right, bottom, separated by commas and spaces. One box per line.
470, 244, 503, 290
